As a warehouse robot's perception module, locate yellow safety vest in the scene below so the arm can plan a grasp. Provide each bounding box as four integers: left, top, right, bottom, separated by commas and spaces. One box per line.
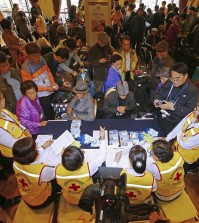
156, 152, 185, 198
0, 109, 25, 157
175, 112, 199, 163
121, 169, 154, 204
56, 162, 93, 205
13, 161, 52, 207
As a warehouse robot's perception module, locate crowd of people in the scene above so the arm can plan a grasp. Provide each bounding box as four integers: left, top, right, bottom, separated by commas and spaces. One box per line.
0, 0, 199, 222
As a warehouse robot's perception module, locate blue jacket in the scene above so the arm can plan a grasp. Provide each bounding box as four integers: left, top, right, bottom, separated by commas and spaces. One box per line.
102, 66, 122, 93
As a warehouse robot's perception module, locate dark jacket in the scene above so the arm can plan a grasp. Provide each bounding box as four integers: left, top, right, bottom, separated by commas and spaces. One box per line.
151, 12, 165, 29
0, 68, 22, 113
154, 79, 199, 124
103, 91, 135, 118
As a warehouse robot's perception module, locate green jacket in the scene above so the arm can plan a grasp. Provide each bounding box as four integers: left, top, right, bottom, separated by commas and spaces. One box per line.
0, 68, 22, 114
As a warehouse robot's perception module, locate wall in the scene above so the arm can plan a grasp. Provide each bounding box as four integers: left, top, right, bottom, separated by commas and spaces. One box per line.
39, 0, 55, 18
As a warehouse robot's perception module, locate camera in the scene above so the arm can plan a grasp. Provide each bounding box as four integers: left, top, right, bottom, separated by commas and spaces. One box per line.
78, 167, 159, 223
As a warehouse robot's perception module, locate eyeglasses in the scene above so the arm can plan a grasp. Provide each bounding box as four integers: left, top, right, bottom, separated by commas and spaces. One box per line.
0, 62, 10, 68
170, 76, 184, 82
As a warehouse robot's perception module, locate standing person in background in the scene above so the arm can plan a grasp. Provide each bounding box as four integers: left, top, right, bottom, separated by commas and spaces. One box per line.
31, 0, 43, 25
88, 32, 113, 94
48, 15, 60, 48
1, 18, 25, 61
117, 35, 138, 81
0, 51, 22, 114
151, 7, 165, 29
33, 10, 47, 38
16, 81, 47, 139
21, 42, 58, 120
12, 3, 19, 33
165, 7, 179, 30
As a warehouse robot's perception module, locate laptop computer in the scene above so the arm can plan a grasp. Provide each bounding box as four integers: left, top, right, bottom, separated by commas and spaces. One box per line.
98, 167, 123, 179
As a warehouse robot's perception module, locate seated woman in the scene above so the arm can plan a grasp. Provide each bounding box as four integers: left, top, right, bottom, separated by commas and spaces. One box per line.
147, 139, 185, 201
166, 102, 199, 174
103, 80, 135, 119
12, 137, 61, 209
102, 54, 123, 93
16, 80, 47, 139
0, 91, 31, 180
114, 145, 157, 204
62, 81, 95, 121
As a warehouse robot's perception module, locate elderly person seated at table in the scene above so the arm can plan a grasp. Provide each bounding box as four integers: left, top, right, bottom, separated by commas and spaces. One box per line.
16, 80, 47, 139
102, 54, 123, 93
62, 81, 95, 121
0, 91, 31, 180
103, 80, 135, 119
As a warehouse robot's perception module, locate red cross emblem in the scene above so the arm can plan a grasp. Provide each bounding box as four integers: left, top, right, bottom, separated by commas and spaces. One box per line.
126, 192, 137, 198
174, 172, 182, 181
69, 183, 80, 191
19, 178, 28, 188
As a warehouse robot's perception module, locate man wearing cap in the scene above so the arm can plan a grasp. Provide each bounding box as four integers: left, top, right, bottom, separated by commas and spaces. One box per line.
103, 80, 135, 119
48, 15, 60, 47
62, 81, 95, 121
88, 32, 113, 94
149, 41, 174, 103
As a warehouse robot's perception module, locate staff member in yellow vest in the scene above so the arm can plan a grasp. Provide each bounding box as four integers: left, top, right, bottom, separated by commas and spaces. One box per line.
56, 127, 107, 205
12, 137, 61, 209
113, 145, 157, 204
147, 140, 185, 201
166, 103, 199, 174
0, 91, 31, 180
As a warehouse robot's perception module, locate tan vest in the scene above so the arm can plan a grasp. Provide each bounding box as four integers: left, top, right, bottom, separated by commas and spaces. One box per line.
0, 109, 25, 157
13, 162, 52, 206
56, 162, 93, 205
176, 112, 199, 163
156, 152, 185, 197
122, 169, 154, 204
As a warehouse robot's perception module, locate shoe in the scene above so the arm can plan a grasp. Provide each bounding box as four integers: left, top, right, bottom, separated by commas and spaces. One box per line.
187, 168, 198, 174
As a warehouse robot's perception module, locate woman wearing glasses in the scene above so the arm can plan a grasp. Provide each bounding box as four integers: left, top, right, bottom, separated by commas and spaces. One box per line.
166, 103, 199, 174
0, 91, 31, 180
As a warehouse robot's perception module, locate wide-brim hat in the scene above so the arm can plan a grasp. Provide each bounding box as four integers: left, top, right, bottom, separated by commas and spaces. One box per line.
73, 81, 89, 94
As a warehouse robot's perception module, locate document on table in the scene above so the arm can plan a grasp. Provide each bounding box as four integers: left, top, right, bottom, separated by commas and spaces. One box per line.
51, 130, 75, 155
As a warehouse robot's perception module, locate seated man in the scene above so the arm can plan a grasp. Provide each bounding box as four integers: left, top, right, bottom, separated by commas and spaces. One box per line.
0, 51, 22, 113
62, 81, 95, 121
103, 80, 135, 119
154, 62, 198, 135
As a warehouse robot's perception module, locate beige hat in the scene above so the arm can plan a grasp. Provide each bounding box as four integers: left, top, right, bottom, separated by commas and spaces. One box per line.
151, 28, 158, 32
154, 41, 169, 52
98, 32, 110, 44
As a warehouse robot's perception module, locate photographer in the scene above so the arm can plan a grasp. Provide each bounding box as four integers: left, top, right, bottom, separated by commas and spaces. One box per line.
55, 126, 107, 205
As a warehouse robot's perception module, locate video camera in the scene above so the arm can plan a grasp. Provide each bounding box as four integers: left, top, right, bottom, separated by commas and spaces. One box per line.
78, 167, 159, 223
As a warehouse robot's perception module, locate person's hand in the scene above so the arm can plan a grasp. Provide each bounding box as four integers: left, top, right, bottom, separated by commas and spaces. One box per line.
159, 101, 174, 110
24, 129, 32, 137
71, 71, 78, 77
79, 61, 84, 67
149, 211, 164, 223
40, 121, 48, 126
63, 82, 71, 88
117, 106, 125, 114
99, 126, 105, 140
154, 99, 160, 108
99, 58, 109, 63
67, 107, 72, 116
114, 151, 122, 163
41, 140, 53, 149
46, 86, 55, 92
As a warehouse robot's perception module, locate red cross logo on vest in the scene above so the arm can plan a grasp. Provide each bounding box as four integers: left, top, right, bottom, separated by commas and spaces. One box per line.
19, 178, 28, 188
174, 172, 182, 181
69, 183, 81, 191
126, 191, 137, 198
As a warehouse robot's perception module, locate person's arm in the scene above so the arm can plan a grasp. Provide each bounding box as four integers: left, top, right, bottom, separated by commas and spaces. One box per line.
87, 127, 107, 176
103, 94, 118, 114
40, 166, 56, 182
146, 157, 161, 180
125, 92, 135, 111
40, 16, 47, 33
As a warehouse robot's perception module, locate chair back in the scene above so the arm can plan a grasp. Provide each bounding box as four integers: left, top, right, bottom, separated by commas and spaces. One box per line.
104, 87, 116, 99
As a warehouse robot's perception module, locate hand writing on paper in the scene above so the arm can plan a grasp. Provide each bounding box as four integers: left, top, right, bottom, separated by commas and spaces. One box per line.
41, 140, 53, 149
99, 126, 105, 140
